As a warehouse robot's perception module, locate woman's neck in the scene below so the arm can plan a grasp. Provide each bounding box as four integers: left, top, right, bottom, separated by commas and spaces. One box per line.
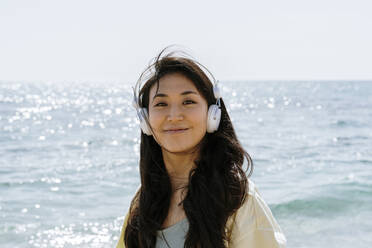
161, 149, 198, 191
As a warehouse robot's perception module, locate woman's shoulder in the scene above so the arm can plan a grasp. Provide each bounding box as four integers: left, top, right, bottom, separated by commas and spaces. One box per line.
225, 179, 257, 232
230, 179, 276, 229
225, 178, 287, 247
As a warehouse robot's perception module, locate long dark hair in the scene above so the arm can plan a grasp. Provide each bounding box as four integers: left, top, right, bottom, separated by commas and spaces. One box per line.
123, 47, 253, 248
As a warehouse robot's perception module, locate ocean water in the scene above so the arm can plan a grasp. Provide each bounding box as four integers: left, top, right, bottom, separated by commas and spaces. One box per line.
0, 80, 371, 248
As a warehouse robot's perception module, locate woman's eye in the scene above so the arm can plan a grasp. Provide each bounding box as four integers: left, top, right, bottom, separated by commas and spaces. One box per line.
184, 100, 196, 105
154, 102, 167, 107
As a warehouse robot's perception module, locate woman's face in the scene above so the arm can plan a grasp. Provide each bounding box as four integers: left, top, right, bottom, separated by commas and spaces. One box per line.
148, 73, 209, 154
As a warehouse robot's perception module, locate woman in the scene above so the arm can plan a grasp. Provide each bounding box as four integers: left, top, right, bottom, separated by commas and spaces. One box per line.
116, 48, 286, 248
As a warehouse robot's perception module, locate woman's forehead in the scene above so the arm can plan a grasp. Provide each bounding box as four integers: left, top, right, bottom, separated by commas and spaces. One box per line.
149, 74, 199, 97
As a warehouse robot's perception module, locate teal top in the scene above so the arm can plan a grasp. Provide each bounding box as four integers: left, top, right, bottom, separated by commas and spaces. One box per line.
155, 218, 189, 248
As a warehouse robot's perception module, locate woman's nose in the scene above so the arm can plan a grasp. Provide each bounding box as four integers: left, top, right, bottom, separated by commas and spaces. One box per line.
167, 105, 184, 121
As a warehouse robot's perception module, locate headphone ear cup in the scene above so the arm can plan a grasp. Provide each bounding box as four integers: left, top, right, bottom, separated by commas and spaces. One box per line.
139, 108, 152, 136
207, 104, 221, 133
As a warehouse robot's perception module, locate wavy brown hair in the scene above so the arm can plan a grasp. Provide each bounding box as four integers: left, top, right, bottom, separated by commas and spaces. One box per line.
123, 47, 253, 248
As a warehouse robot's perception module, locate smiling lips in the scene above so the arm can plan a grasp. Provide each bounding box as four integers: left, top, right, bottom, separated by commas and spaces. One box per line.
164, 128, 189, 134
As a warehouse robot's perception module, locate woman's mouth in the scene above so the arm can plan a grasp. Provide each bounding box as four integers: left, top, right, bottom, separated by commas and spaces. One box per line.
164, 128, 189, 134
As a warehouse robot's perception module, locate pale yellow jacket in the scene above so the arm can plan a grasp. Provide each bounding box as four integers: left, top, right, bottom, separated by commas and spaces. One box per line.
116, 179, 286, 247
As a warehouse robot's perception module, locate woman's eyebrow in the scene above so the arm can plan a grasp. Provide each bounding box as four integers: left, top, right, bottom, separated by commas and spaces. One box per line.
153, 90, 198, 100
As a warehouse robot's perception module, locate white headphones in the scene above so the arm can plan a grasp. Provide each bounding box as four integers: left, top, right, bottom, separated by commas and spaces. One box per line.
206, 82, 222, 133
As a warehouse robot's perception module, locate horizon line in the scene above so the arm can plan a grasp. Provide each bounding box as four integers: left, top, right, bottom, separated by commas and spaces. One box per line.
1, 78, 371, 84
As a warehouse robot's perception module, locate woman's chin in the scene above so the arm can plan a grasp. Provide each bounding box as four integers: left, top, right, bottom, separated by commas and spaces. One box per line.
161, 145, 198, 154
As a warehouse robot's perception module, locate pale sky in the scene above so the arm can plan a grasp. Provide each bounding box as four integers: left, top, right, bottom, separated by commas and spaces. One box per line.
1, 0, 371, 82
